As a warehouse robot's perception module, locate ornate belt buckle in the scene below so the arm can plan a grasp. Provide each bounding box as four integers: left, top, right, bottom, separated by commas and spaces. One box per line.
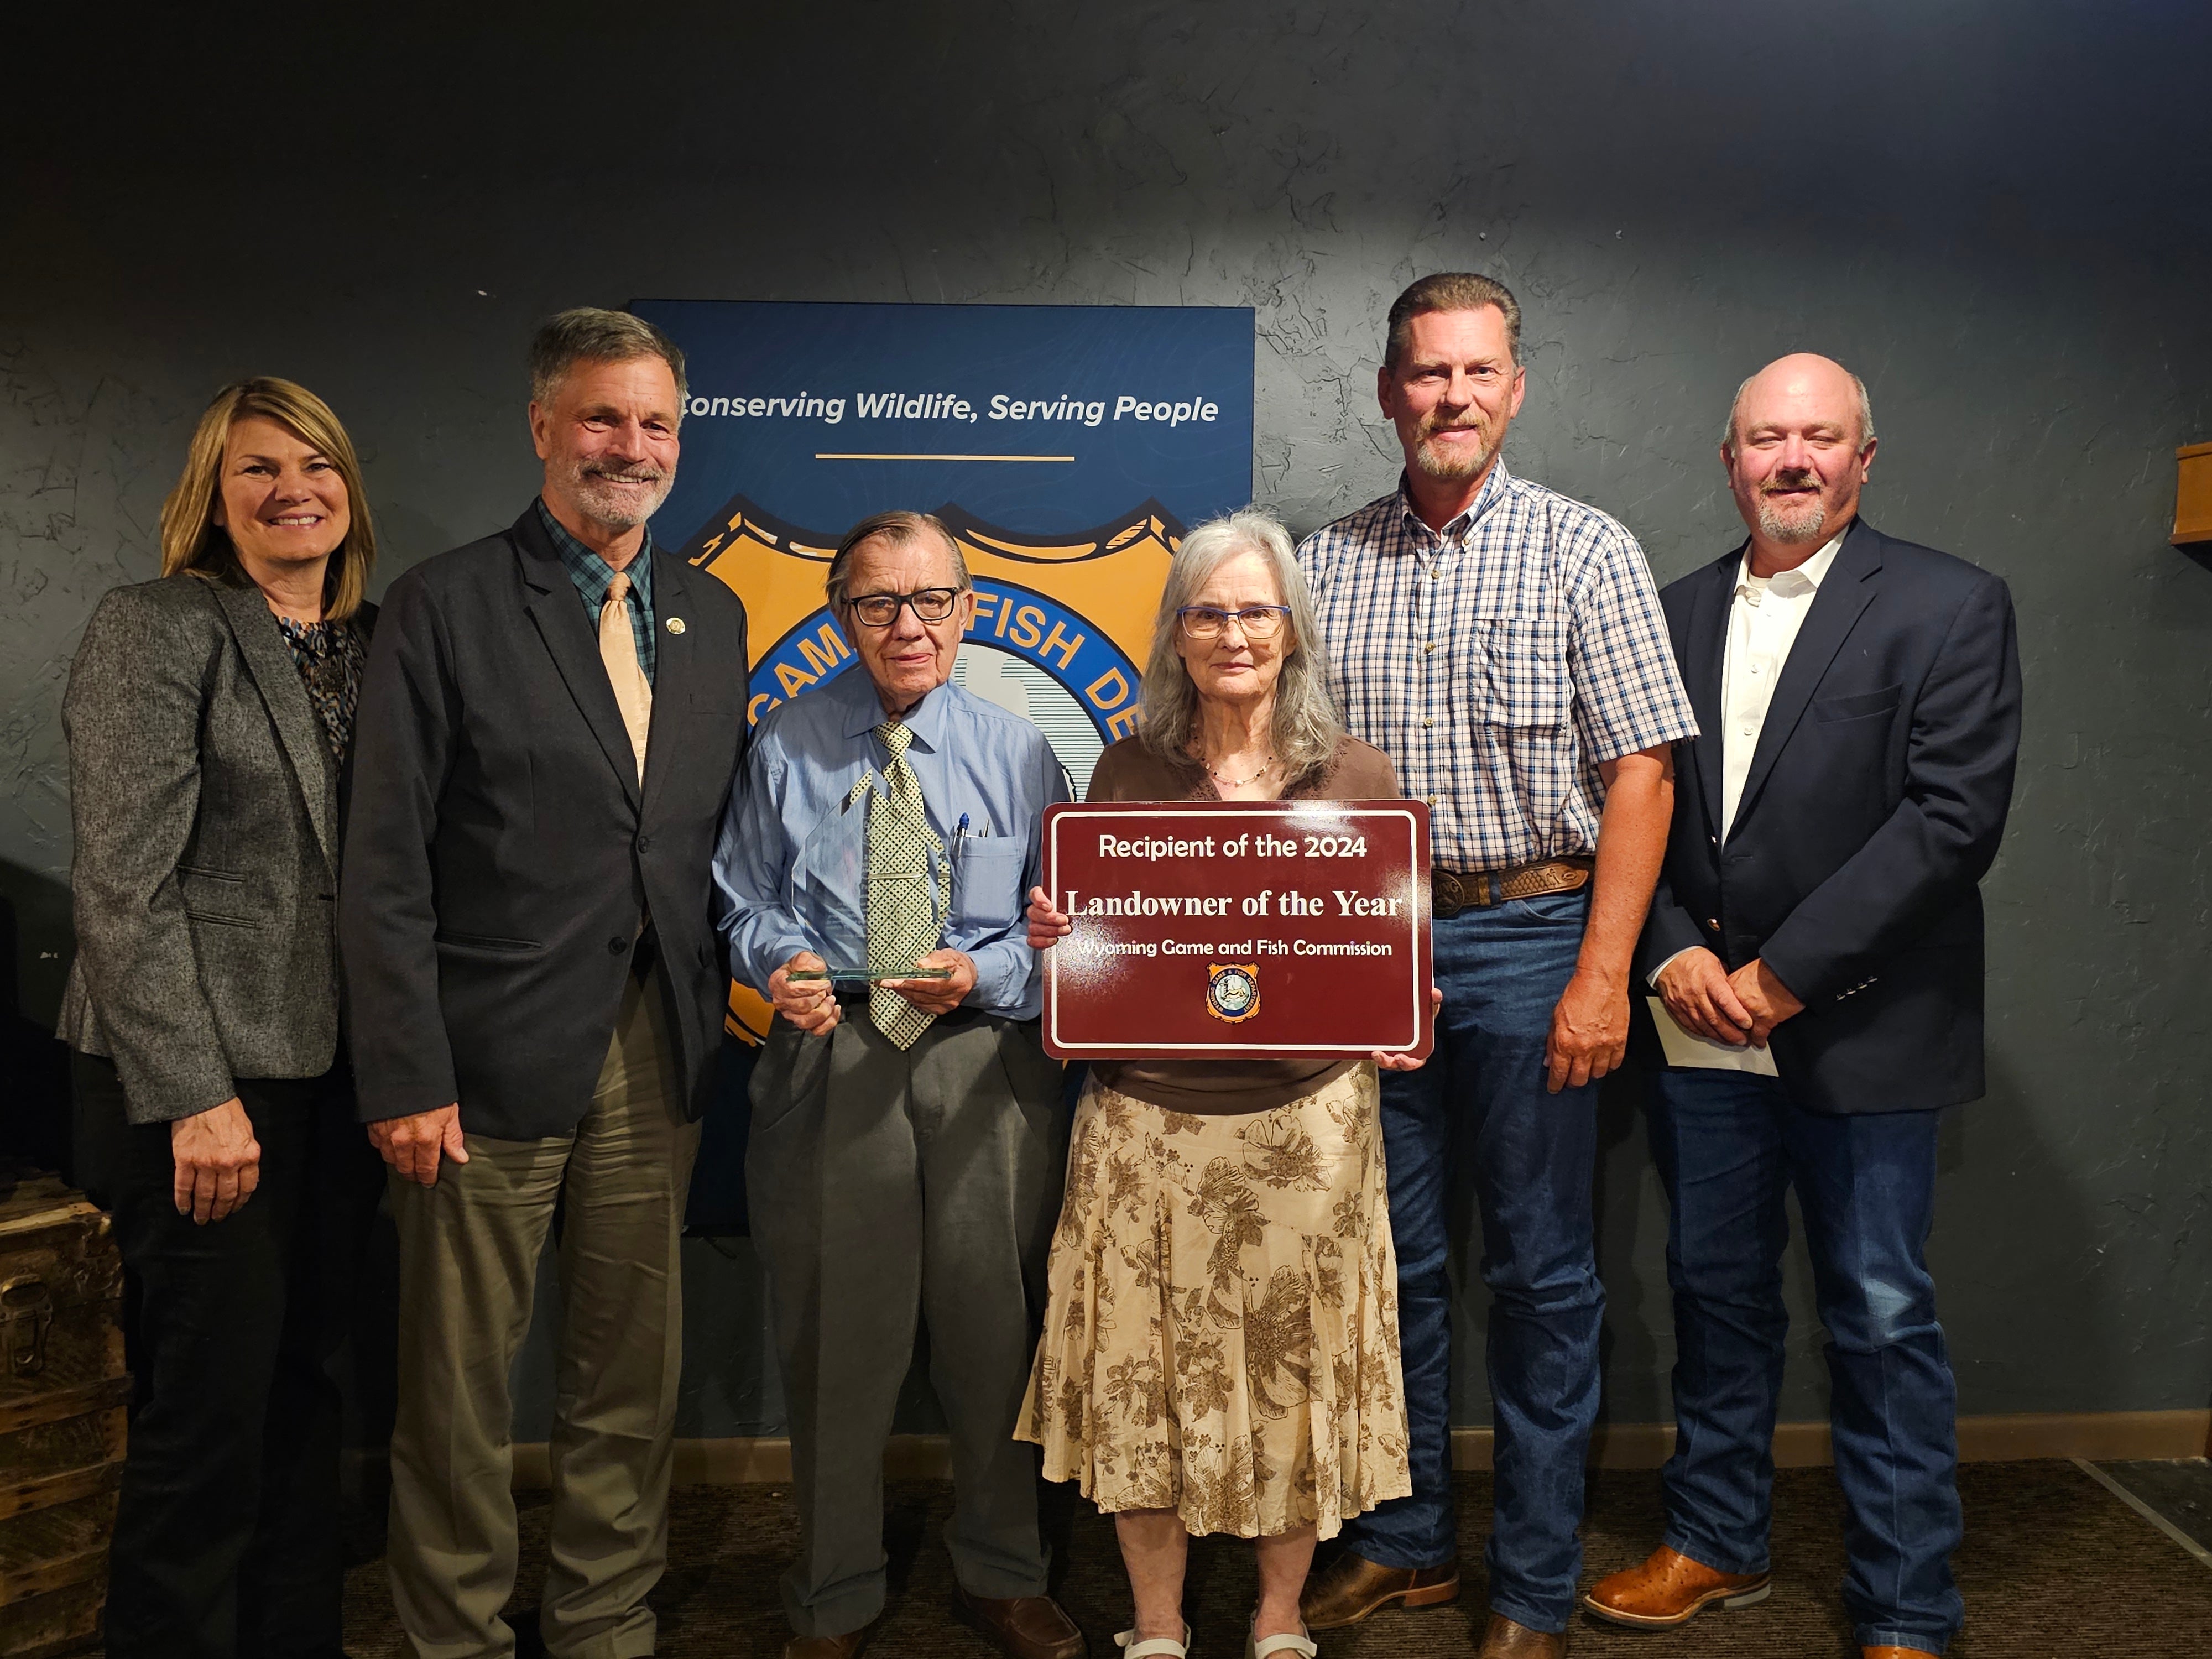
1433, 869, 1464, 917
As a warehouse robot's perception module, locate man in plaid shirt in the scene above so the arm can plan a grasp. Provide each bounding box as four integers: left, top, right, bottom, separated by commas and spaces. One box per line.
1296, 274, 1697, 1658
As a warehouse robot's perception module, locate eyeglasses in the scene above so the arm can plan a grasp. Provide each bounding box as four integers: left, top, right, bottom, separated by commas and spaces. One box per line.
1177, 604, 1291, 641
847, 587, 963, 628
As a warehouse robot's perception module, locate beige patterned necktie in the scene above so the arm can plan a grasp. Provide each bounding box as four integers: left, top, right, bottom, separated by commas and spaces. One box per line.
867, 719, 945, 1050
597, 570, 651, 784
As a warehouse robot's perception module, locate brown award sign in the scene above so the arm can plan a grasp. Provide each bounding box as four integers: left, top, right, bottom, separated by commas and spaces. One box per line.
1041, 799, 1433, 1061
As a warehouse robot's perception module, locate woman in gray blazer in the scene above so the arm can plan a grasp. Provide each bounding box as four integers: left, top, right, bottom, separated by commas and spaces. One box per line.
62, 377, 383, 1659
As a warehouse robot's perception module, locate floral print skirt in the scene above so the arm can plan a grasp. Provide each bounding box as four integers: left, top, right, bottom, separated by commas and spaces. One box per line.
1014, 1064, 1411, 1538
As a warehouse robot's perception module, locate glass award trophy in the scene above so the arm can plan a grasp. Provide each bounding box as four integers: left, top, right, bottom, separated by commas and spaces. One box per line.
785, 770, 954, 984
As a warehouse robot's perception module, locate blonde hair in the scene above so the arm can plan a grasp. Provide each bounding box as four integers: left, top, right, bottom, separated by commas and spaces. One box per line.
159, 378, 377, 623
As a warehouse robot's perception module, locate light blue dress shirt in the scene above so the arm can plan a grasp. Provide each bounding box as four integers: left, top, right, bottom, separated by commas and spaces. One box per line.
713, 666, 1072, 1020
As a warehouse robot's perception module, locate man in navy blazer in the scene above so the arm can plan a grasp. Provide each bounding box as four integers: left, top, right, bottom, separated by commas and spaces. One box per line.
1583, 356, 2020, 1659
342, 310, 749, 1658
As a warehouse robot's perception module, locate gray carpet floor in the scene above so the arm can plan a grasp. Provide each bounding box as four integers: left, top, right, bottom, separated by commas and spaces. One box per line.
2098, 1460, 2212, 1555
332, 1460, 2212, 1656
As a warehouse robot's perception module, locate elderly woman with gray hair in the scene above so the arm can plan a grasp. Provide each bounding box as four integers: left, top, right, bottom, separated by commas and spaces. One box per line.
1015, 509, 1430, 1659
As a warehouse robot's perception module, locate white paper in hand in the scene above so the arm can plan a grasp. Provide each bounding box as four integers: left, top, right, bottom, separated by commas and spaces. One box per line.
1647, 996, 1780, 1077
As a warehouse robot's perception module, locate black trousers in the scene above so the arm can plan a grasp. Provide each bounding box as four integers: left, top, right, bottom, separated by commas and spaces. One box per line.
72, 1053, 382, 1659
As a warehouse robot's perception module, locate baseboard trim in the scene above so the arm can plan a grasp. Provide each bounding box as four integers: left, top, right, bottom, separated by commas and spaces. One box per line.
1517, 1408, 2211, 1472
492, 1410, 2211, 1488
1953, 1409, 2212, 1464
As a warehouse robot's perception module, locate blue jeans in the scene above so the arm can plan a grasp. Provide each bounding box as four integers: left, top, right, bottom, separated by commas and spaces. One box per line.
1647, 1067, 1963, 1655
1341, 890, 1603, 1635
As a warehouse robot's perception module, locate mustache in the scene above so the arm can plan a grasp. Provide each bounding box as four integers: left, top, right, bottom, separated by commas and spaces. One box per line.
581, 462, 667, 483
1761, 468, 1820, 494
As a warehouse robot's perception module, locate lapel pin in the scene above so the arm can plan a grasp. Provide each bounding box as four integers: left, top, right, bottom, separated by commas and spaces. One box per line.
666, 617, 686, 634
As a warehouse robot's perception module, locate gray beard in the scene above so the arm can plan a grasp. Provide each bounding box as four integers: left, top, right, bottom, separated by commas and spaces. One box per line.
1755, 493, 1828, 544
1411, 424, 1495, 483
567, 463, 673, 531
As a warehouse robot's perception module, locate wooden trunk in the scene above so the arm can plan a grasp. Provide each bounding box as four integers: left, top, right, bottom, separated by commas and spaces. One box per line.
0, 1167, 126, 1659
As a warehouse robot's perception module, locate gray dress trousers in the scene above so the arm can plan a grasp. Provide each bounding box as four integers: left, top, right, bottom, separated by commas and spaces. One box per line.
746, 1004, 1067, 1638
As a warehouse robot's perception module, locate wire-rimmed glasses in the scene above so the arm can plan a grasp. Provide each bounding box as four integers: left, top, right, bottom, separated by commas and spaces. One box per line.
1177, 604, 1291, 640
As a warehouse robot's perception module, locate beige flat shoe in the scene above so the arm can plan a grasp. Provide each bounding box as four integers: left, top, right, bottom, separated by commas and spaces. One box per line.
1246, 1618, 1318, 1659
1114, 1624, 1191, 1659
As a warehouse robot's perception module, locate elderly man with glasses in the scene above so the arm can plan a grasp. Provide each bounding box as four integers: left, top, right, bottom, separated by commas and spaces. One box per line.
713, 511, 1079, 1659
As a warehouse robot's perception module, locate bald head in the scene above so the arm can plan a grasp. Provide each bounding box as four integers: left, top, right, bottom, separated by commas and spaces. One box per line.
1721, 354, 1879, 570
1723, 354, 1875, 457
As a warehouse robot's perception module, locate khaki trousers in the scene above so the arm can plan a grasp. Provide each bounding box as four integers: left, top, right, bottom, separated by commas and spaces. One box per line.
387, 965, 701, 1659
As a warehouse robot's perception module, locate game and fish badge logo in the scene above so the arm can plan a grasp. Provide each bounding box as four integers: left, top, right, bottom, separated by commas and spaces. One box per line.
682, 494, 1181, 1042
632, 299, 1255, 1048
1206, 962, 1261, 1025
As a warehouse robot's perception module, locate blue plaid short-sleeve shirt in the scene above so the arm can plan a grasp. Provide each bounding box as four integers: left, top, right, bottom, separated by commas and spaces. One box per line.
1296, 463, 1697, 871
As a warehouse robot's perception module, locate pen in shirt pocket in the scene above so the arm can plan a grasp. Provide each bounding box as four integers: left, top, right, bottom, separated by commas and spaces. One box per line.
954, 813, 992, 839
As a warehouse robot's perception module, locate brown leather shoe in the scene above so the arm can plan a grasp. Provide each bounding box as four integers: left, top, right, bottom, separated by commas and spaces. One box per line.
1477, 1612, 1566, 1657
952, 1583, 1087, 1659
781, 1627, 870, 1659
1299, 1550, 1460, 1629
1582, 1543, 1772, 1628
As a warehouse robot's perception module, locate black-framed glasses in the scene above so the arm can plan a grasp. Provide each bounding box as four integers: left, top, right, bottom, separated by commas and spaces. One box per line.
847, 587, 963, 628
1177, 604, 1291, 641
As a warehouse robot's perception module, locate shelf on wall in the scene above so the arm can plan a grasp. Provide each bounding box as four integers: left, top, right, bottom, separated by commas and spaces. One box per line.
2175, 441, 2212, 546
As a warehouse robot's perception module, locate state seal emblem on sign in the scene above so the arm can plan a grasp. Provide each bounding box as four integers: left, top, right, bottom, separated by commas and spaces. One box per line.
1206, 963, 1261, 1025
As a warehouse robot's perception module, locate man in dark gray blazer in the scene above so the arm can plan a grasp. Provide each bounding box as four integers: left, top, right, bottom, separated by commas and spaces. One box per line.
340, 309, 749, 1659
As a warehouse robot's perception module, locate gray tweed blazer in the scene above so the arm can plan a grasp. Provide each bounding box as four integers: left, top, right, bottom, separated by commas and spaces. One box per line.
59, 572, 375, 1123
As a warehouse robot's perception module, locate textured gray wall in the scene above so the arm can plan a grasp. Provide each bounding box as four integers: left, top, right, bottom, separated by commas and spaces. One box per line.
6, 3, 2207, 1438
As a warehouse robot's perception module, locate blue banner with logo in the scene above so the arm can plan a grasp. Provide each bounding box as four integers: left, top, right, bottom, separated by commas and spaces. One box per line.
633, 299, 1255, 1230
635, 299, 1254, 804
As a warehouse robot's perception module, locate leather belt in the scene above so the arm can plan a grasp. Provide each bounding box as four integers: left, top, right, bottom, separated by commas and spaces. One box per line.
1432, 855, 1594, 917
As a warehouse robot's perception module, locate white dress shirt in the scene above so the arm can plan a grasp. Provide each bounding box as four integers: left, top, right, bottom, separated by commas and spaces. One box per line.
1648, 530, 1844, 989
1719, 530, 1843, 836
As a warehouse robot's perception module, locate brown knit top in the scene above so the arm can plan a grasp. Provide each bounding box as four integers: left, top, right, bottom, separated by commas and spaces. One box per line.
1081, 732, 1400, 1115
